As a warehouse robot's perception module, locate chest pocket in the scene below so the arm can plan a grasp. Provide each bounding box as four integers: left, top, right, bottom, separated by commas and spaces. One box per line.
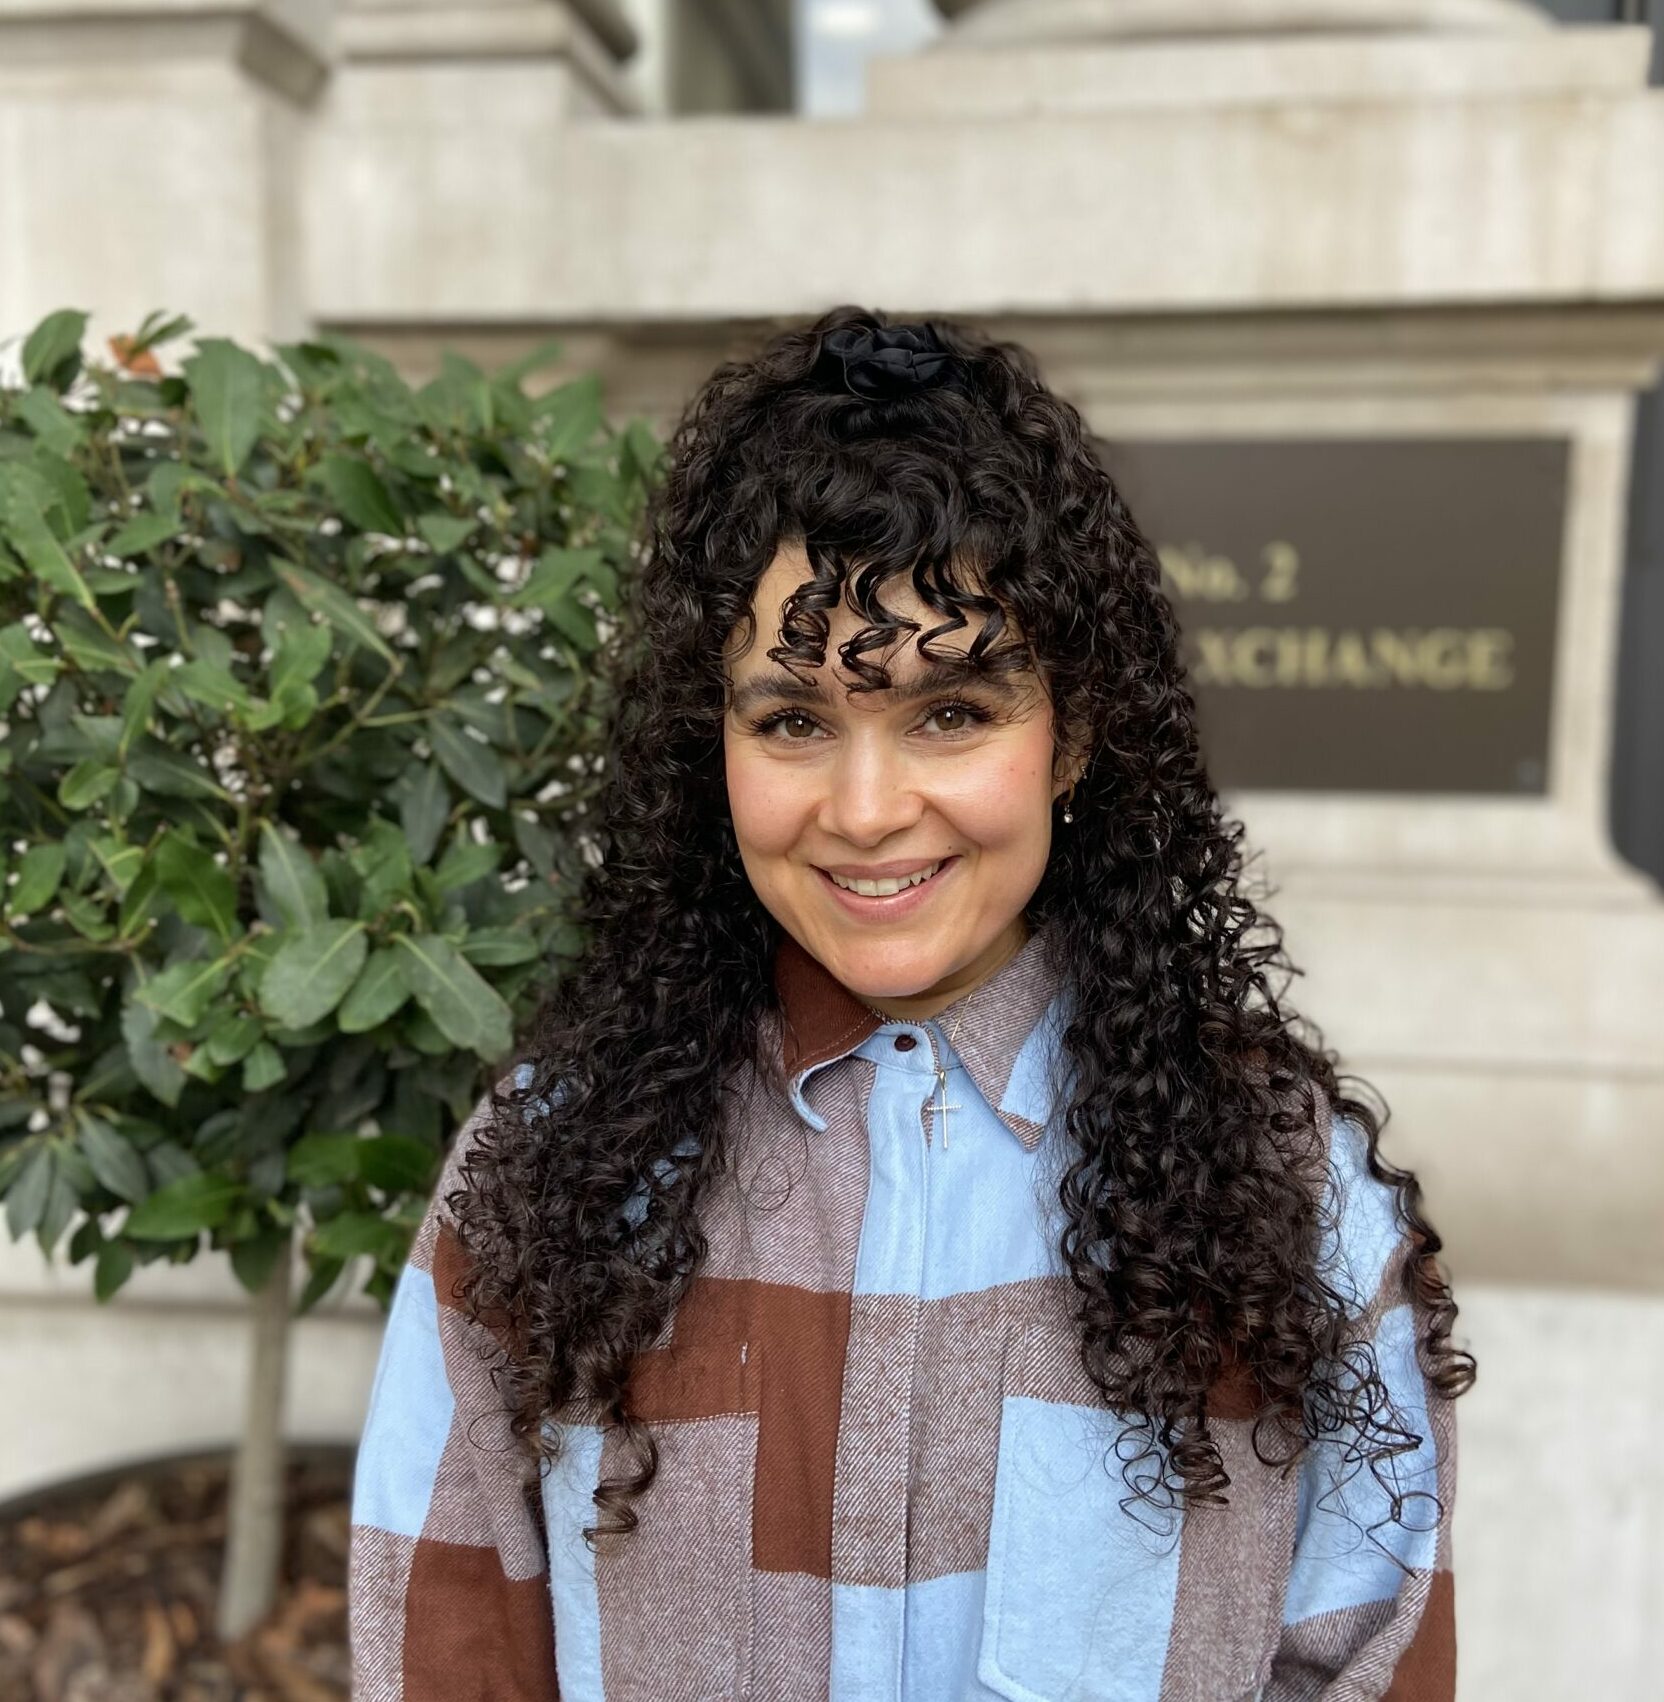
978, 1319, 1284, 1702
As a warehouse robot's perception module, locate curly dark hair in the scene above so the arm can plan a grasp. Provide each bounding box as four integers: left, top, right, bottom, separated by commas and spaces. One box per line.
450, 303, 1476, 1550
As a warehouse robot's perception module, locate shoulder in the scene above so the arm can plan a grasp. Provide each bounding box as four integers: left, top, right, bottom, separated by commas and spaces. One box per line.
1312, 1091, 1411, 1321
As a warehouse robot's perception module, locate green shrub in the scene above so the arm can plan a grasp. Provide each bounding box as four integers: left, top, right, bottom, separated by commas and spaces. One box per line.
0, 308, 659, 1310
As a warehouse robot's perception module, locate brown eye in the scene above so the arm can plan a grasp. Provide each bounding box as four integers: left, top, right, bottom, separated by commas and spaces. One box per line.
780, 713, 816, 739
921, 700, 991, 736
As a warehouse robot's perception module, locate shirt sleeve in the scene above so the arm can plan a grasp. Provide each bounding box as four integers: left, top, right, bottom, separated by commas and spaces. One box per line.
347, 1072, 561, 1701
1264, 1097, 1460, 1702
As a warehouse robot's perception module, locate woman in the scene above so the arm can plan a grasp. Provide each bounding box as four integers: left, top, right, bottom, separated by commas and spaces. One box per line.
348, 307, 1475, 1701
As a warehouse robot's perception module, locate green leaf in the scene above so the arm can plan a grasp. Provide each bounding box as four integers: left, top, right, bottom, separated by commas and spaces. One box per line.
241, 1041, 287, 1093
121, 997, 187, 1107
394, 933, 513, 1060
136, 957, 232, 1028
318, 453, 404, 536
399, 763, 450, 865
59, 759, 119, 811
9, 843, 67, 917
125, 736, 231, 801
119, 661, 168, 756
154, 833, 238, 941
4, 1144, 53, 1238
258, 823, 328, 930
88, 836, 144, 893
55, 607, 139, 676
231, 1229, 288, 1293
0, 464, 96, 611
428, 716, 507, 810
124, 1171, 242, 1239
269, 615, 333, 697
0, 622, 61, 692
22, 308, 88, 391
311, 1210, 405, 1261
147, 1142, 200, 1188
183, 338, 267, 476
173, 659, 255, 717
460, 926, 542, 967
296, 1254, 346, 1315
35, 1167, 77, 1255
94, 1240, 134, 1300
258, 920, 367, 1028
76, 1111, 150, 1204
350, 817, 412, 915
126, 310, 196, 358
543, 593, 598, 653
289, 1132, 361, 1188
417, 512, 476, 554
62, 892, 116, 942
510, 546, 602, 612
532, 372, 601, 460
272, 559, 396, 665
205, 1011, 263, 1066
68, 1217, 103, 1264
337, 948, 411, 1033
246, 676, 317, 733
357, 1134, 439, 1194
18, 386, 83, 455
24, 447, 89, 534
434, 835, 502, 892
117, 859, 163, 942
107, 511, 179, 559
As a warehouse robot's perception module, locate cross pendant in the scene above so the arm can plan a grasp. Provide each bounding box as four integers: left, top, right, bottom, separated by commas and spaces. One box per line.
933, 1067, 963, 1151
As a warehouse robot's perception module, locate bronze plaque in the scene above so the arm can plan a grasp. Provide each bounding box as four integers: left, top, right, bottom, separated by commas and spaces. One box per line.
1102, 437, 1569, 794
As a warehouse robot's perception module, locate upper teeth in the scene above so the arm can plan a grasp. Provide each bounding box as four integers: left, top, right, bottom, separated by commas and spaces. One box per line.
827, 861, 942, 897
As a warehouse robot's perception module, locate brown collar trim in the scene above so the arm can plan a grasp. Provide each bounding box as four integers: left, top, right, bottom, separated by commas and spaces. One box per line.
769, 922, 1066, 1138
772, 927, 883, 1079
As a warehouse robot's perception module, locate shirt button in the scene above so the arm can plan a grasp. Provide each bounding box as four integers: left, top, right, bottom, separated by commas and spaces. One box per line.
893, 1033, 917, 1052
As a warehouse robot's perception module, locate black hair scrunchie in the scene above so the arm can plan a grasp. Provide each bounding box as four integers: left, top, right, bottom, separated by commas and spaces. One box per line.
813, 322, 973, 402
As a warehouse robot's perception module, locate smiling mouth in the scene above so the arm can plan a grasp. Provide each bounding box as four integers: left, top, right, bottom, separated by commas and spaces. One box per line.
817, 858, 956, 898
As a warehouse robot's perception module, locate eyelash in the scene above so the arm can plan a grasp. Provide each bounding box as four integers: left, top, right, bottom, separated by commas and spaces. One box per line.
745, 698, 995, 743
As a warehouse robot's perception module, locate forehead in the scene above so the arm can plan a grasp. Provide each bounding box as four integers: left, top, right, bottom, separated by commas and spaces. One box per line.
725, 540, 1007, 675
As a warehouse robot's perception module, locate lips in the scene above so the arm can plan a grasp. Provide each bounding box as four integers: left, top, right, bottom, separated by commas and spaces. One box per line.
814, 855, 958, 916
823, 859, 943, 896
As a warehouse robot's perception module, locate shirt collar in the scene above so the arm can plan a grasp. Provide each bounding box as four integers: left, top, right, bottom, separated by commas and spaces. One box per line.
769, 919, 1072, 1151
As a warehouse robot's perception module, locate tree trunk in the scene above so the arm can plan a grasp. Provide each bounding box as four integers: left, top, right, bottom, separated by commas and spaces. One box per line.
215, 1234, 294, 1642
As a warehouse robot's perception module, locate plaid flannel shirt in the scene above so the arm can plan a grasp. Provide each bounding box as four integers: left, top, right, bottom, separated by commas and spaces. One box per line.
349, 921, 1457, 1700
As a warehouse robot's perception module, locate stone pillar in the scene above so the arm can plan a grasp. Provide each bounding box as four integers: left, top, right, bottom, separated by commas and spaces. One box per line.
932, 0, 1553, 35
334, 0, 641, 118
0, 0, 332, 348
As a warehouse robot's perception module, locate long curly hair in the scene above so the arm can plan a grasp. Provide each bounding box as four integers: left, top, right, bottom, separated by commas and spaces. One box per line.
451, 303, 1476, 1548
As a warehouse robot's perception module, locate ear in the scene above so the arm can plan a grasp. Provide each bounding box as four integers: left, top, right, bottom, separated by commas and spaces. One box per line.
1052, 739, 1089, 798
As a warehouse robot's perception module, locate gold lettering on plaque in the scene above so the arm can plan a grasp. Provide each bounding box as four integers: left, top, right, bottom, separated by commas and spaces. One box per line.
1192, 628, 1516, 690
1258, 541, 1301, 603
1157, 543, 1250, 602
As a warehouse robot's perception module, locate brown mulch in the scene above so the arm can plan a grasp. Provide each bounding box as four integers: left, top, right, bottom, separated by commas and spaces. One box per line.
0, 1448, 353, 1702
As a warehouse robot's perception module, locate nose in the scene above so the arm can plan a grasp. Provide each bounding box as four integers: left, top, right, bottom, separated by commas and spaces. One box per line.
816, 733, 926, 846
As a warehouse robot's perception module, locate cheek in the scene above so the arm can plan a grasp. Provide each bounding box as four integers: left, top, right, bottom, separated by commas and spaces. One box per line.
950, 732, 1057, 846
724, 736, 803, 851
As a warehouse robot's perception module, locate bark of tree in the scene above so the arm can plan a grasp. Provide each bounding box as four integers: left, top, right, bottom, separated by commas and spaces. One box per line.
214, 1235, 293, 1642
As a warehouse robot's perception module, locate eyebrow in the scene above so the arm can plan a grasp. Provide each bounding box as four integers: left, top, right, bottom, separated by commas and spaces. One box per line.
727, 658, 1026, 720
